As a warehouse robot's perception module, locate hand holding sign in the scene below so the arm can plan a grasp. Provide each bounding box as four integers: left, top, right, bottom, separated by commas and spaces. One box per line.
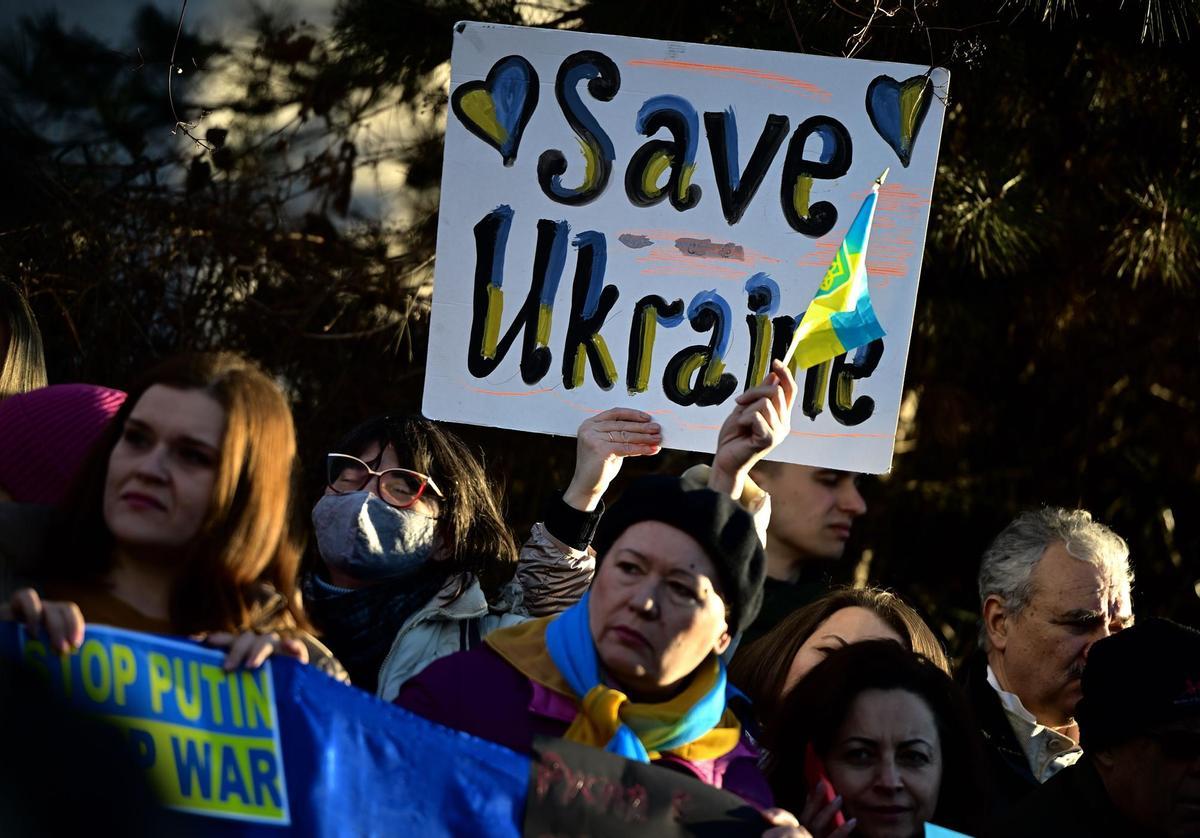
201, 630, 310, 671
563, 407, 663, 512
428, 23, 950, 474
709, 358, 797, 500
2, 586, 311, 674
1, 587, 84, 654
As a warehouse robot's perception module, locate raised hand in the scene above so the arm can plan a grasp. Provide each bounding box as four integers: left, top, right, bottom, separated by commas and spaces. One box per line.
201, 630, 311, 671
709, 359, 798, 499
563, 407, 662, 511
2, 587, 85, 654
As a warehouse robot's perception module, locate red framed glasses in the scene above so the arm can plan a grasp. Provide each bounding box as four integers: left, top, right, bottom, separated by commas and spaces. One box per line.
325, 453, 445, 510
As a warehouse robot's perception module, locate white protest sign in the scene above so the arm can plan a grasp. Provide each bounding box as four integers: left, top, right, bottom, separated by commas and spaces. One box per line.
423, 22, 948, 473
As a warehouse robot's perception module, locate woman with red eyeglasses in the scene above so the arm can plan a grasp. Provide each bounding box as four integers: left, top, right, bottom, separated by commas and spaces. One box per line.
304, 411, 664, 699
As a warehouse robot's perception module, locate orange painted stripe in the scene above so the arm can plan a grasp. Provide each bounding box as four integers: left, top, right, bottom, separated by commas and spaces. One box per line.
628, 59, 831, 100
464, 384, 558, 397
547, 393, 677, 417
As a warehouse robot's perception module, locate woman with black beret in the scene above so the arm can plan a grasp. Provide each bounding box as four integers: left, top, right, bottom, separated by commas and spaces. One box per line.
395, 361, 798, 819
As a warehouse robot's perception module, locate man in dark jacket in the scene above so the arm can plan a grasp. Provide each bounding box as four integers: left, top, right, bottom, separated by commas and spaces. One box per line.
998, 618, 1200, 837
739, 463, 867, 645
964, 507, 1133, 812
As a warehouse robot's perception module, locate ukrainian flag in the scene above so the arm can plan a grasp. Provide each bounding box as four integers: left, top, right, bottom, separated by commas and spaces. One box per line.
785, 170, 888, 370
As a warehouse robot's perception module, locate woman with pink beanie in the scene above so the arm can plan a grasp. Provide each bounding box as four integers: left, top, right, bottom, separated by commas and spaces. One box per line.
0, 383, 127, 504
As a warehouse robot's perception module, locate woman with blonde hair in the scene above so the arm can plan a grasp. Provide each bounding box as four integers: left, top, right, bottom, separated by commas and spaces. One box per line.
0, 279, 47, 401
1, 352, 340, 674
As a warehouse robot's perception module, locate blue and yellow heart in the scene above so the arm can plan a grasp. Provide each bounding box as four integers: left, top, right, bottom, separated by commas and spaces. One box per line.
865, 74, 933, 168
451, 55, 539, 167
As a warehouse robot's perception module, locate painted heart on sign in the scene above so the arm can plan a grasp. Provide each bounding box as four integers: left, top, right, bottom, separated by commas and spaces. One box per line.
865, 74, 933, 167
451, 55, 539, 167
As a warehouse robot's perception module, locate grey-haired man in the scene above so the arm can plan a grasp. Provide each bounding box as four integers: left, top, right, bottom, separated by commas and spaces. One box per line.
960, 507, 1134, 811
999, 618, 1200, 837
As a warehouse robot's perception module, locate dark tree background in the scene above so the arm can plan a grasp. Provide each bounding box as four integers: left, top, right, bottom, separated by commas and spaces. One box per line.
2, 0, 1197, 657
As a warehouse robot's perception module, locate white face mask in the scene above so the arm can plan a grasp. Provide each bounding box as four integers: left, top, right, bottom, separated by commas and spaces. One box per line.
312, 491, 439, 581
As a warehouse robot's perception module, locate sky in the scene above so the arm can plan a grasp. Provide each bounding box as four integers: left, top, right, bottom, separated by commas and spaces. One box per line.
0, 0, 563, 229
1, 0, 437, 228
2, 0, 335, 45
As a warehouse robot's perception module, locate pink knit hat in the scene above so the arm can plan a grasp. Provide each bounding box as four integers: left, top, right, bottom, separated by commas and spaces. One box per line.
0, 383, 128, 505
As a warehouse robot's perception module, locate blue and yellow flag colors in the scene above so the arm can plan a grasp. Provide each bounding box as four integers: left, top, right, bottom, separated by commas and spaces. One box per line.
1, 623, 531, 836
785, 171, 889, 370
2, 621, 761, 836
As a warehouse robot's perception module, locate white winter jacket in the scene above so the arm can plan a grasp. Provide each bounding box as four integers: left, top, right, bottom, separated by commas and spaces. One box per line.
375, 521, 593, 701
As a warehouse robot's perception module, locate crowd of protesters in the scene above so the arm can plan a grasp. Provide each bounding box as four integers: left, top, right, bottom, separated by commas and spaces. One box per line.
2, 278, 1198, 837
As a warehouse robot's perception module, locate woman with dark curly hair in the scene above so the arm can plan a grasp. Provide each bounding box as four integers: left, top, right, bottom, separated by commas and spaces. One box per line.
765, 640, 987, 838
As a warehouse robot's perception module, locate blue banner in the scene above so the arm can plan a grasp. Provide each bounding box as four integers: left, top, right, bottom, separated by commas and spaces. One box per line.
0, 622, 531, 836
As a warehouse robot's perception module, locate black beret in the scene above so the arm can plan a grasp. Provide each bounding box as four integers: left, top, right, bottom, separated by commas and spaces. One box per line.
593, 475, 766, 637
1076, 618, 1200, 752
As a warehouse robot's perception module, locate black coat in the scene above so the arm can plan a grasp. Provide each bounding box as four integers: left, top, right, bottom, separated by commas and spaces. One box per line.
992, 757, 1134, 838
959, 649, 1041, 815
0, 502, 51, 599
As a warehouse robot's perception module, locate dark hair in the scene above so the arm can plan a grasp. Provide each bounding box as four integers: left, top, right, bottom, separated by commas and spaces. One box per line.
765, 640, 988, 835
1, 278, 48, 400
326, 415, 518, 595
594, 475, 766, 637
44, 353, 309, 634
730, 587, 948, 728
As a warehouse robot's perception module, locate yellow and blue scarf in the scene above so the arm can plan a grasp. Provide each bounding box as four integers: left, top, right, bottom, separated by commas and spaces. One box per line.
485, 593, 741, 763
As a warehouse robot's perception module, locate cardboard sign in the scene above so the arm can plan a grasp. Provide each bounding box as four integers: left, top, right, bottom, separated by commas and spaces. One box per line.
423, 22, 948, 473
524, 736, 763, 837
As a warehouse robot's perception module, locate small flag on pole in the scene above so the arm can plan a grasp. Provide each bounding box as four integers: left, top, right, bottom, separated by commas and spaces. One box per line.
783, 169, 889, 370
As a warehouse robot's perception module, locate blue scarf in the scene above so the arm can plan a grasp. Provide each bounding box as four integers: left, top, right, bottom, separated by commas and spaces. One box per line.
543, 592, 737, 763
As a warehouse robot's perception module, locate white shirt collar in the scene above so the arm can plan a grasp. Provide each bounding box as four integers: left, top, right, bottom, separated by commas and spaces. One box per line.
986, 664, 1081, 783
986, 665, 1041, 727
